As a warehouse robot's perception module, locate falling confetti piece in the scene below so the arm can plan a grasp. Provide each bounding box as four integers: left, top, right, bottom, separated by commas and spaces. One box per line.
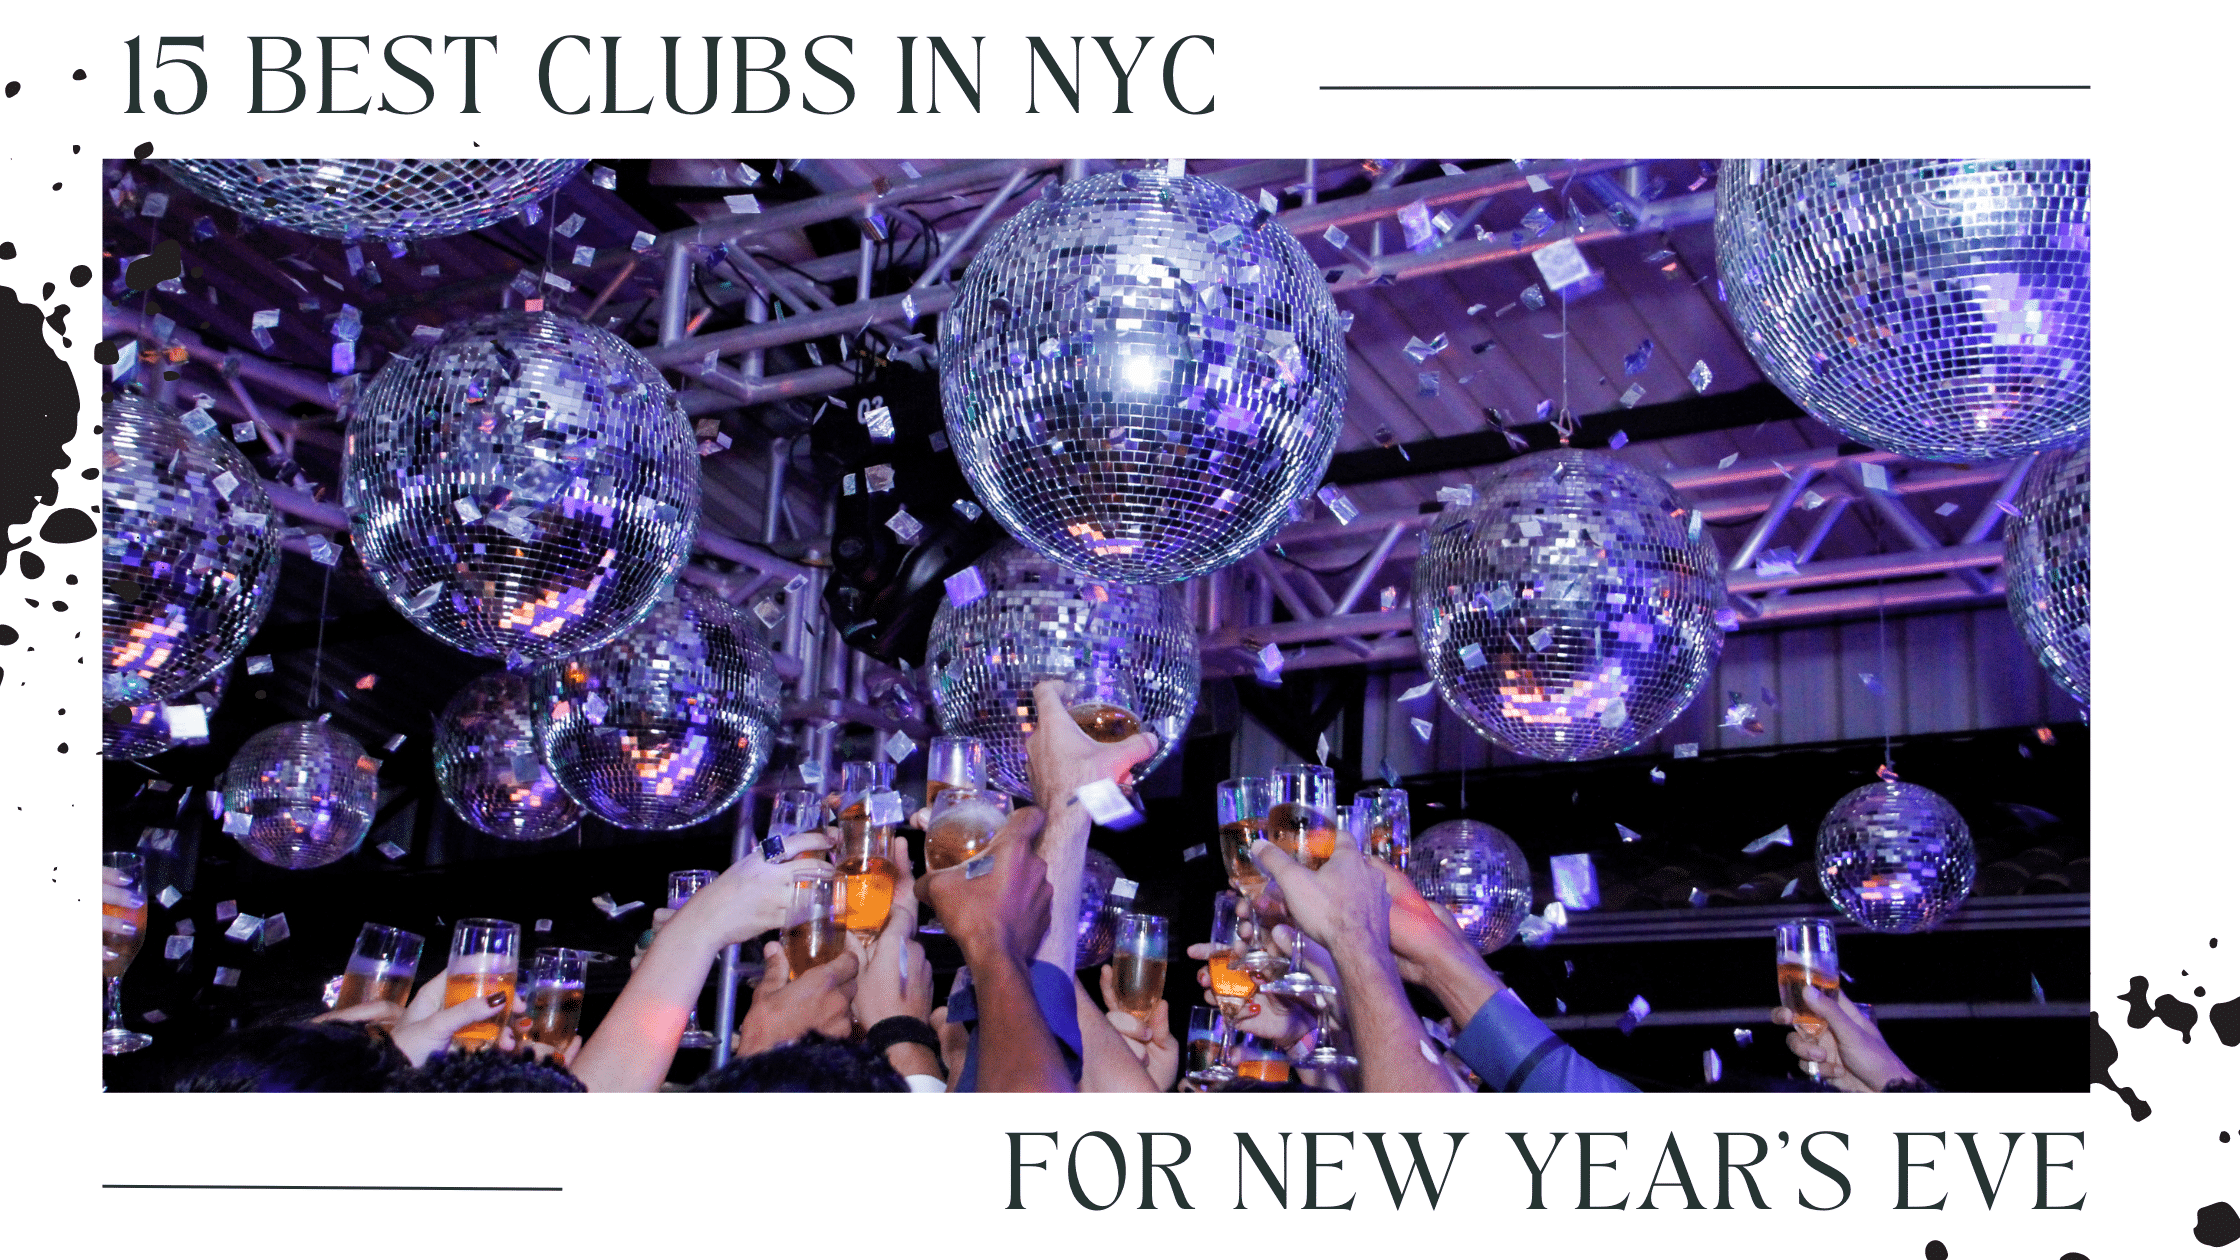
1410, 717, 1435, 740
1742, 824, 1793, 855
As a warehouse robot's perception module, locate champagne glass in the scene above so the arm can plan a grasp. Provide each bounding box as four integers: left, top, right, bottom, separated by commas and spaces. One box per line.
762, 788, 820, 861
1293, 819, 1361, 1073
1352, 787, 1410, 867
1063, 665, 1144, 744
836, 762, 900, 942
1260, 764, 1337, 1000
1111, 912, 1170, 1024
924, 787, 1011, 874
100, 852, 153, 1055
925, 735, 987, 802
1203, 890, 1258, 1016
669, 870, 719, 1049
443, 918, 521, 1052
1184, 1006, 1234, 1086
782, 873, 848, 979
1230, 1032, 1291, 1085
525, 947, 590, 1051
332, 923, 423, 1009
1776, 918, 1841, 1081
1215, 776, 1279, 979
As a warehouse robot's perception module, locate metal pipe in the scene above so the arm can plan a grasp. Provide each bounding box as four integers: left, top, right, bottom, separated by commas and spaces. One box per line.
1792, 497, 1850, 565
1301, 159, 1317, 206
762, 438, 790, 546
1961, 452, 2041, 544
1324, 191, 1713, 293
708, 803, 756, 1070
1726, 540, 2005, 595
728, 250, 832, 314
913, 168, 1029, 290
581, 256, 639, 321
659, 243, 692, 346
1330, 522, 1407, 617
1727, 470, 1815, 572
222, 374, 290, 459
742, 292, 768, 380
1063, 158, 1087, 184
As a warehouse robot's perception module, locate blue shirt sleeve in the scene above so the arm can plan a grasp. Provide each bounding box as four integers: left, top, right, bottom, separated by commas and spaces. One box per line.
948, 961, 1085, 1092
1451, 989, 1638, 1093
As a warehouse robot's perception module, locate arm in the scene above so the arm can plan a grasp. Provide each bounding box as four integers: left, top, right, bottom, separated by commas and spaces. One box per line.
920, 807, 1077, 1093
1021, 680, 1158, 972
850, 891, 944, 1089
1074, 972, 1166, 1093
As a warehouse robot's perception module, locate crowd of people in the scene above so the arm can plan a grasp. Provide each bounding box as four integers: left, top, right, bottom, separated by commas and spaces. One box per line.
121, 682, 1928, 1094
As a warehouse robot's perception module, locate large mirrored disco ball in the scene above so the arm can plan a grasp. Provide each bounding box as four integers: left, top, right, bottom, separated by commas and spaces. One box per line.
159, 159, 586, 241
2005, 445, 2090, 705
1073, 848, 1127, 970
1414, 447, 1725, 761
344, 310, 700, 666
432, 670, 584, 841
534, 584, 782, 831
1716, 159, 2091, 462
1817, 780, 1977, 933
103, 667, 228, 761
103, 394, 283, 707
924, 542, 1197, 799
1406, 820, 1534, 953
939, 168, 1349, 583
220, 719, 379, 870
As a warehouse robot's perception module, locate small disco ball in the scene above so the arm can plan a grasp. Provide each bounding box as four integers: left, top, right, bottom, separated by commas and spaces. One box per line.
2004, 445, 2090, 704
103, 394, 284, 707
1073, 848, 1127, 970
534, 584, 782, 831
432, 670, 584, 841
1716, 159, 2091, 462
924, 541, 1197, 799
344, 310, 700, 666
1406, 820, 1534, 953
220, 719, 380, 870
1818, 780, 1977, 933
159, 159, 586, 241
1414, 447, 1725, 761
939, 168, 1349, 583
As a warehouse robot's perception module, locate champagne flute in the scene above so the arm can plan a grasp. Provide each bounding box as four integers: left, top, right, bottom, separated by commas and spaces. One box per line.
331, 923, 423, 1010
925, 735, 987, 802
1352, 787, 1410, 867
1231, 1032, 1291, 1085
1184, 1006, 1234, 1086
443, 918, 521, 1051
783, 873, 848, 978
924, 787, 1011, 873
525, 947, 590, 1052
669, 870, 719, 1049
1260, 764, 1337, 1000
835, 762, 900, 942
1215, 776, 1279, 979
1776, 918, 1842, 1081
762, 788, 820, 861
1063, 665, 1144, 744
1293, 818, 1361, 1073
100, 852, 153, 1055
1111, 912, 1170, 1024
1203, 890, 1259, 1015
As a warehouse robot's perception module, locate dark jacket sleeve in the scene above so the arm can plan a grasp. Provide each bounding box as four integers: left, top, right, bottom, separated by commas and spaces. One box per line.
946, 961, 1086, 1093
1451, 988, 1638, 1093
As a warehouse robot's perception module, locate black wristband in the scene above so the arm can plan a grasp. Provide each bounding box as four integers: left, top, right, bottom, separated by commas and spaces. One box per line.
863, 1015, 941, 1060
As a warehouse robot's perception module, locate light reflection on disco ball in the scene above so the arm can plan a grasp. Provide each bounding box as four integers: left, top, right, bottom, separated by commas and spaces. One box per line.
433, 671, 583, 841
940, 168, 1348, 583
1406, 820, 1534, 953
1716, 159, 2091, 462
344, 310, 700, 666
103, 394, 283, 707
103, 668, 227, 761
535, 585, 781, 831
160, 159, 586, 241
1413, 447, 1725, 761
2005, 446, 2090, 704
1073, 849, 1126, 970
1817, 780, 1976, 933
220, 719, 379, 870
925, 542, 1196, 799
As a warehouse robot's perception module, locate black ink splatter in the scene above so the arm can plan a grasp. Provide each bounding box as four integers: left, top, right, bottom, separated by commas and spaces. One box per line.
1924, 1244, 1948, 1260
2198, 1202, 2239, 1247
133, 141, 153, 161
2211, 997, 2240, 1048
122, 239, 180, 291
18, 551, 41, 579
0, 242, 14, 259
0, 287, 78, 578
2088, 1012, 2151, 1121
0, 625, 16, 646
39, 508, 93, 544
2122, 975, 2203, 1043
68, 264, 90, 288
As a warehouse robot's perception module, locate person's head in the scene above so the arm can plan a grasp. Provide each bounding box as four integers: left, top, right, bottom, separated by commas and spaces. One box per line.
170, 1021, 409, 1092
687, 1033, 907, 1093
394, 1049, 587, 1093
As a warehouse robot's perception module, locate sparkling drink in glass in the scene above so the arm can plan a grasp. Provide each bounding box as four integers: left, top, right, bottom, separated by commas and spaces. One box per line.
1064, 666, 1144, 744
100, 852, 153, 1055
1111, 912, 1170, 1022
1185, 1005, 1234, 1085
925, 735, 987, 803
762, 788, 821, 861
1261, 764, 1338, 1000
1232, 1033, 1291, 1084
783, 874, 849, 978
333, 923, 424, 1010
1216, 776, 1273, 898
1204, 890, 1259, 1010
924, 787, 1010, 873
443, 918, 521, 1051
836, 762, 901, 939
1775, 918, 1842, 1079
669, 870, 720, 1048
1352, 787, 1410, 867
525, 947, 590, 1051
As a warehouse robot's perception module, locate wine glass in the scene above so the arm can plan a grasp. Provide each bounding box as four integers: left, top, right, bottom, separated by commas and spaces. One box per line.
332, 923, 423, 1009
443, 918, 521, 1052
925, 735, 987, 802
782, 873, 848, 979
1215, 776, 1279, 979
1111, 912, 1170, 1024
1184, 1006, 1234, 1086
836, 762, 900, 943
1352, 788, 1410, 867
1062, 665, 1144, 744
524, 947, 590, 1052
762, 788, 820, 861
1260, 764, 1337, 1000
669, 870, 719, 1048
1776, 918, 1841, 1081
100, 853, 153, 1055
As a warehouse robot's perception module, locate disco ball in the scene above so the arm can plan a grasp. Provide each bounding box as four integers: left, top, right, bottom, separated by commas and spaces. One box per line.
432, 670, 584, 841
2004, 445, 2090, 704
344, 310, 700, 665
1715, 159, 2091, 462
1073, 848, 1127, 970
1818, 780, 1977, 933
103, 666, 228, 761
924, 541, 1197, 799
534, 584, 782, 831
220, 719, 379, 870
1413, 447, 1725, 761
1406, 820, 1534, 953
159, 159, 587, 241
103, 394, 283, 707
939, 168, 1348, 583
